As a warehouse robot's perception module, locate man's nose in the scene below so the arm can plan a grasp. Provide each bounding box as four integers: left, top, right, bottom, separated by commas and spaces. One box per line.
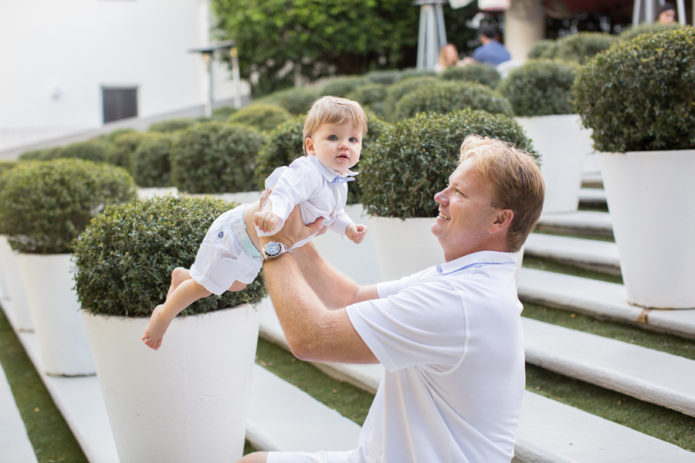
434, 190, 447, 204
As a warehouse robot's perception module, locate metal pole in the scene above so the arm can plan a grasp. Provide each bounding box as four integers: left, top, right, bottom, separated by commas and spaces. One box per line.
206, 54, 213, 118
425, 5, 437, 69
230, 47, 242, 108
676, 0, 686, 24
632, 0, 642, 25
417, 4, 427, 69
435, 2, 447, 50
645, 0, 654, 23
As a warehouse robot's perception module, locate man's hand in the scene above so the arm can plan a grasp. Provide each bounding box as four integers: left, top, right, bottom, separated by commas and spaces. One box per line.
345, 223, 368, 244
259, 205, 325, 248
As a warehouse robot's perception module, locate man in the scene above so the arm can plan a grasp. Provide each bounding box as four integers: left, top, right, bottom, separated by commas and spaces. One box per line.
239, 135, 545, 463
471, 24, 511, 66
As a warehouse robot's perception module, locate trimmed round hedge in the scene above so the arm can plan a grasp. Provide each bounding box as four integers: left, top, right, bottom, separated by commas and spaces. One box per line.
171, 121, 267, 193
573, 27, 695, 152
397, 68, 437, 81
527, 39, 556, 59
55, 138, 113, 164
540, 32, 616, 64
254, 112, 391, 204
498, 59, 577, 116
227, 103, 293, 133
618, 22, 682, 42
440, 63, 501, 88
393, 80, 513, 121
346, 83, 388, 117
18, 146, 62, 161
104, 131, 149, 170
149, 118, 197, 133
320, 76, 370, 97
131, 132, 176, 187
0, 158, 136, 254
383, 76, 440, 121
365, 69, 401, 85
359, 109, 536, 218
73, 195, 266, 317
260, 86, 322, 115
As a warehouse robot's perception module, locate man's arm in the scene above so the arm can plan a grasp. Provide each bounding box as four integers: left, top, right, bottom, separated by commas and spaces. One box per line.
260, 208, 378, 364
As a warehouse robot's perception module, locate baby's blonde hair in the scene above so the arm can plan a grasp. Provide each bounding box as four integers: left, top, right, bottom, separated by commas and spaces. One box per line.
303, 96, 368, 154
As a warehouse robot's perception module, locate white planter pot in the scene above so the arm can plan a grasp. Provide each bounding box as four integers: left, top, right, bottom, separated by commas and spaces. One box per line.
0, 236, 33, 331
82, 305, 260, 462
214, 191, 260, 205
599, 150, 695, 309
16, 253, 94, 375
368, 216, 443, 281
137, 186, 178, 200
516, 114, 591, 214
312, 204, 382, 284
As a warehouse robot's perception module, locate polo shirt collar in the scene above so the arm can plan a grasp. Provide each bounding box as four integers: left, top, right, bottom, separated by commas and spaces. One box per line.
436, 250, 517, 275
308, 155, 358, 183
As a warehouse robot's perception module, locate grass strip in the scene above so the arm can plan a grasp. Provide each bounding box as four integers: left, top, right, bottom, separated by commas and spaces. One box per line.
0, 307, 87, 463
522, 255, 623, 285
526, 364, 695, 451
532, 228, 615, 243
522, 302, 695, 360
255, 338, 374, 425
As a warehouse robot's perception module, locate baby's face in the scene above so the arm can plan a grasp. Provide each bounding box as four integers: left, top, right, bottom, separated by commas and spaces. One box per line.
305, 122, 363, 174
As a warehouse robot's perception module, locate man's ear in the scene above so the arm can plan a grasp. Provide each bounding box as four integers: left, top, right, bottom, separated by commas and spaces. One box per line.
491, 209, 513, 233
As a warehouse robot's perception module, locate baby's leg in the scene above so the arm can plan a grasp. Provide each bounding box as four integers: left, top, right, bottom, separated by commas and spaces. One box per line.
228, 281, 248, 292
168, 267, 191, 299
142, 278, 211, 350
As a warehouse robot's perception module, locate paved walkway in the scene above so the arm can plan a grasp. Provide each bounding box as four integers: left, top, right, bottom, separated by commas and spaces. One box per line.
0, 359, 37, 463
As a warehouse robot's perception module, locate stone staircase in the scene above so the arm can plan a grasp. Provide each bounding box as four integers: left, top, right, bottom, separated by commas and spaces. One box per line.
3, 178, 695, 461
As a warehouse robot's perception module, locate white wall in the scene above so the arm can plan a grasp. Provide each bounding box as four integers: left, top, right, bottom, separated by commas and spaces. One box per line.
0, 0, 227, 134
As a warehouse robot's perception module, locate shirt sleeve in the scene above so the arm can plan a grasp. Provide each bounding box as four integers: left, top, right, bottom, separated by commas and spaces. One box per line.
328, 209, 353, 235
347, 278, 467, 372
259, 158, 323, 236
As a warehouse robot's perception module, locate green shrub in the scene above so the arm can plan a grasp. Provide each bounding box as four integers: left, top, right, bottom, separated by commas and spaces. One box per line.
255, 113, 390, 204
346, 83, 388, 117
0, 160, 16, 178
320, 76, 371, 97
393, 80, 513, 121
55, 139, 113, 163
101, 128, 138, 142
260, 87, 322, 115
131, 132, 176, 187
383, 76, 440, 121
365, 69, 401, 85
227, 103, 293, 133
527, 39, 556, 59
397, 68, 437, 81
171, 121, 266, 193
73, 195, 266, 317
0, 159, 136, 254
573, 27, 695, 152
17, 147, 62, 161
440, 63, 501, 88
540, 32, 615, 64
498, 59, 577, 116
0, 161, 18, 234
359, 109, 536, 218
149, 118, 197, 133
104, 131, 149, 170
212, 105, 238, 120
618, 22, 682, 41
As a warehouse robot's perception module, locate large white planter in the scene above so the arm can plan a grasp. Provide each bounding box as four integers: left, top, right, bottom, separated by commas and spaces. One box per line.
599, 150, 695, 309
0, 236, 33, 331
313, 204, 382, 284
137, 186, 178, 200
368, 216, 443, 281
82, 305, 260, 462
214, 191, 260, 205
16, 253, 94, 375
516, 114, 592, 214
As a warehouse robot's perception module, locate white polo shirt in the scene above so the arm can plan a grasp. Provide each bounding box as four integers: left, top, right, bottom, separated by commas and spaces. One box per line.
345, 250, 525, 463
260, 156, 355, 248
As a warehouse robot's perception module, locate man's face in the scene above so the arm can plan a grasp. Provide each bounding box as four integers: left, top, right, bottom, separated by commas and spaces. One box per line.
431, 158, 501, 261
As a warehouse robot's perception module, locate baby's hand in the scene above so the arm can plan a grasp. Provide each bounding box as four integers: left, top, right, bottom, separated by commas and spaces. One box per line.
254, 210, 281, 233
346, 224, 368, 244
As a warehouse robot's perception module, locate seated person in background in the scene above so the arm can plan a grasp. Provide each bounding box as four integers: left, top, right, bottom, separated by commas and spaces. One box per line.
656, 3, 676, 24
435, 43, 461, 72
469, 23, 511, 67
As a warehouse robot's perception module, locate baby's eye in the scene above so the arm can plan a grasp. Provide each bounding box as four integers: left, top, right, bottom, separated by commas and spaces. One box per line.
328, 134, 338, 141
349, 137, 359, 143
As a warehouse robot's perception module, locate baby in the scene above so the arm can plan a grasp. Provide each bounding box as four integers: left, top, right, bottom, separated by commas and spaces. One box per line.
142, 96, 368, 350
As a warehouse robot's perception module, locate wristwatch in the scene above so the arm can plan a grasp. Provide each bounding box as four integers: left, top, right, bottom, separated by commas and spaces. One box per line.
262, 241, 290, 261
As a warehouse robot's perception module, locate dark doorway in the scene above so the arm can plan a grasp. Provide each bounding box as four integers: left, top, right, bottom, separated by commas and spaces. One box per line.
102, 86, 138, 123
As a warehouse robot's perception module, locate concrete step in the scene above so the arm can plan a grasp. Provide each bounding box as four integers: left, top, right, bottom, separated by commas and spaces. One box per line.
0, 360, 37, 463
525, 233, 620, 275
523, 317, 695, 418
517, 268, 695, 340
578, 187, 607, 207
536, 211, 613, 238
258, 301, 695, 462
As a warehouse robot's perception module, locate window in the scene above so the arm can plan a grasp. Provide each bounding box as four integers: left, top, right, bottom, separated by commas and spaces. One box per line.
102, 87, 138, 123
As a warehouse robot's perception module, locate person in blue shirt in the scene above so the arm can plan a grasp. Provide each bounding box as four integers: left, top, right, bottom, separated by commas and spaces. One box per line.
471, 24, 511, 66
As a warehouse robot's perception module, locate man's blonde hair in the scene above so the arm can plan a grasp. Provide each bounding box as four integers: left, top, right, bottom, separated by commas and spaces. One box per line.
459, 135, 545, 252
303, 96, 368, 154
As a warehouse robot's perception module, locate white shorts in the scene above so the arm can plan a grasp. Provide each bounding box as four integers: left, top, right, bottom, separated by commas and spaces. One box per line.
189, 204, 262, 295
267, 450, 357, 463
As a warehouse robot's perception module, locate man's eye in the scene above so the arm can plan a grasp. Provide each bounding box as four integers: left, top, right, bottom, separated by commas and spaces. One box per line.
328, 135, 338, 141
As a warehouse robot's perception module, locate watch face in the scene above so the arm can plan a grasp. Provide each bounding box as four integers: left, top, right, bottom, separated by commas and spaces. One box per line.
266, 241, 282, 256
